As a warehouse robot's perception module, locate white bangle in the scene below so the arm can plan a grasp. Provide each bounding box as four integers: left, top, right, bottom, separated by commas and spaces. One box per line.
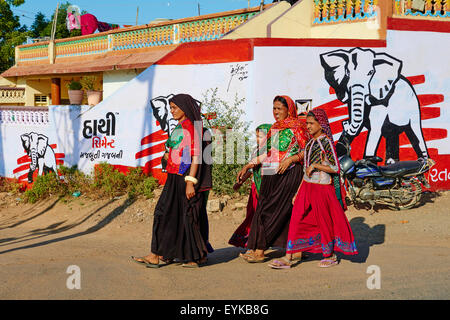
184, 176, 198, 185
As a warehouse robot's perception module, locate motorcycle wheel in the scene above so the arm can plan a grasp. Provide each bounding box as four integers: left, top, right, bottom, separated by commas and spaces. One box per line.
388, 178, 422, 210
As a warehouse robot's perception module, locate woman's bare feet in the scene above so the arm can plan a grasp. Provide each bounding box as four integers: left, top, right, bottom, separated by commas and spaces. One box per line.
182, 256, 208, 268
132, 253, 159, 264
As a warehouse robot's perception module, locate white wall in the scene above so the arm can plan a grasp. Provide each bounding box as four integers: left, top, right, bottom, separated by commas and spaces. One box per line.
102, 69, 143, 99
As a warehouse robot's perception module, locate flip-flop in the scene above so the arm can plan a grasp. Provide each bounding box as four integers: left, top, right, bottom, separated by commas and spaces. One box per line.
182, 262, 199, 268
239, 250, 253, 258
269, 257, 299, 269
243, 254, 266, 263
182, 258, 208, 268
159, 258, 182, 266
130, 256, 160, 268
318, 258, 339, 268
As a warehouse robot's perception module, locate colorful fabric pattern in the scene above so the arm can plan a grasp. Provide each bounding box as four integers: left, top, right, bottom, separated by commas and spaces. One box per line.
303, 135, 339, 184
266, 95, 308, 150
309, 108, 346, 210
165, 118, 198, 175
286, 181, 358, 257
287, 234, 357, 256
259, 96, 309, 170
252, 123, 271, 194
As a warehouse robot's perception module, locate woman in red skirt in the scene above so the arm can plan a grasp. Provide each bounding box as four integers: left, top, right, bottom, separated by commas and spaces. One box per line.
269, 108, 357, 269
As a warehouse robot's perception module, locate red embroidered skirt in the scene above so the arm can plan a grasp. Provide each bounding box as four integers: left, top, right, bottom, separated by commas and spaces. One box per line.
286, 181, 358, 257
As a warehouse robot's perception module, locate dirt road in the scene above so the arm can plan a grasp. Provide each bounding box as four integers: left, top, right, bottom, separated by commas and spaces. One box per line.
0, 190, 449, 300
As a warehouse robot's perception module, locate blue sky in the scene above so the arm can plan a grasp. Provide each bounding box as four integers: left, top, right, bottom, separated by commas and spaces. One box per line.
12, 0, 269, 28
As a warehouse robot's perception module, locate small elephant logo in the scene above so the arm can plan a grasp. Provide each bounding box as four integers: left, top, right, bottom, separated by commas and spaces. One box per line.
21, 132, 57, 183
150, 94, 178, 136
320, 47, 428, 163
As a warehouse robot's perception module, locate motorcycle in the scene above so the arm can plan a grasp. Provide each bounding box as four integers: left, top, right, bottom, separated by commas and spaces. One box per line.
337, 139, 435, 210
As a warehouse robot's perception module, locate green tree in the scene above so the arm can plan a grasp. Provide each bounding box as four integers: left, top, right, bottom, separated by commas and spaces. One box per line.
30, 12, 49, 38
201, 88, 253, 195
0, 0, 28, 72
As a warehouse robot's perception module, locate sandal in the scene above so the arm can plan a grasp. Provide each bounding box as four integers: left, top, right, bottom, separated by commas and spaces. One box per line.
318, 255, 338, 268
159, 258, 181, 266
243, 253, 266, 263
239, 250, 253, 258
130, 256, 160, 268
182, 257, 208, 268
268, 257, 298, 269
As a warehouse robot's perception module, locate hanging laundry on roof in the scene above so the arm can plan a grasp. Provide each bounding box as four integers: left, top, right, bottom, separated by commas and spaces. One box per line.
67, 12, 81, 31
66, 12, 120, 35
97, 21, 120, 33
80, 14, 99, 35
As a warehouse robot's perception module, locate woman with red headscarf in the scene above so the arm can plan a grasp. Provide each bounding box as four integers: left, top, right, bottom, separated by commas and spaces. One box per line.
236, 95, 309, 263
269, 108, 358, 269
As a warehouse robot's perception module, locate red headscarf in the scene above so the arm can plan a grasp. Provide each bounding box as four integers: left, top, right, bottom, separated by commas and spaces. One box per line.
267, 95, 309, 150
310, 108, 334, 143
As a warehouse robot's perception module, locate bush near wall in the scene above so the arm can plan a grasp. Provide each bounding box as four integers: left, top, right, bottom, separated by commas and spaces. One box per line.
201, 87, 253, 196
5, 163, 159, 204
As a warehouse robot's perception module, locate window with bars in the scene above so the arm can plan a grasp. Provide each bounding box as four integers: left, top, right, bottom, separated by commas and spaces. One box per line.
34, 94, 48, 106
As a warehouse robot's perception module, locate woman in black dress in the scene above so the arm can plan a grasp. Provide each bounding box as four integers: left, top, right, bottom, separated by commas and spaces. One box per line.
132, 94, 212, 268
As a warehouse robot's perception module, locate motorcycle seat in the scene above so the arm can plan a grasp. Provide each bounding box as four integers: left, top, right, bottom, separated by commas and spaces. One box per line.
365, 156, 383, 163
379, 160, 422, 177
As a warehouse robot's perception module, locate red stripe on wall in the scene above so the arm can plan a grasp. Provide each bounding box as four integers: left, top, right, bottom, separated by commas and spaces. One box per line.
316, 99, 347, 118
17, 154, 30, 164
157, 39, 254, 65
13, 164, 29, 174
418, 94, 445, 107
423, 128, 448, 141
407, 75, 426, 85
156, 38, 386, 65
421, 107, 441, 120
141, 130, 168, 145
135, 142, 166, 159
388, 17, 450, 33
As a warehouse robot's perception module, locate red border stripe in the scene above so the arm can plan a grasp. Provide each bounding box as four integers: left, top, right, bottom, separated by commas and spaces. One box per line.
388, 17, 450, 33
156, 38, 386, 65
252, 38, 386, 48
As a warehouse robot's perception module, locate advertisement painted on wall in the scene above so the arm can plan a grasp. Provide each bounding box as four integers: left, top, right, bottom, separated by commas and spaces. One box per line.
45, 61, 252, 184
0, 124, 65, 184
252, 29, 449, 190
1, 26, 449, 192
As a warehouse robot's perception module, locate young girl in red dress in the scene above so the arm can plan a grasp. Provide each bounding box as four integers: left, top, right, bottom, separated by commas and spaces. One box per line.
269, 108, 357, 269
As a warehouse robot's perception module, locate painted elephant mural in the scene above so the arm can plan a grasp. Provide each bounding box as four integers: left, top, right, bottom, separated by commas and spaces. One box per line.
20, 132, 57, 183
320, 47, 428, 164
150, 94, 178, 136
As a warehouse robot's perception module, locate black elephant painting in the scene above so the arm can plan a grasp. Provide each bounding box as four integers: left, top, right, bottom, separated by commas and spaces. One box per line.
21, 132, 57, 183
150, 94, 178, 136
320, 47, 428, 164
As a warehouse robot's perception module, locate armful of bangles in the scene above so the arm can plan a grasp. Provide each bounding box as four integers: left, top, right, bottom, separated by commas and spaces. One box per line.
185, 155, 200, 200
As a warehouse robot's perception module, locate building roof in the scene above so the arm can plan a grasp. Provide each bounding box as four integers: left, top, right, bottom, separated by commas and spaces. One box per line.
1, 5, 268, 78
1, 46, 177, 77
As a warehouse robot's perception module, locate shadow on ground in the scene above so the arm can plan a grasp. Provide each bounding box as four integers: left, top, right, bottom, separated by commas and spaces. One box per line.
0, 197, 135, 255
